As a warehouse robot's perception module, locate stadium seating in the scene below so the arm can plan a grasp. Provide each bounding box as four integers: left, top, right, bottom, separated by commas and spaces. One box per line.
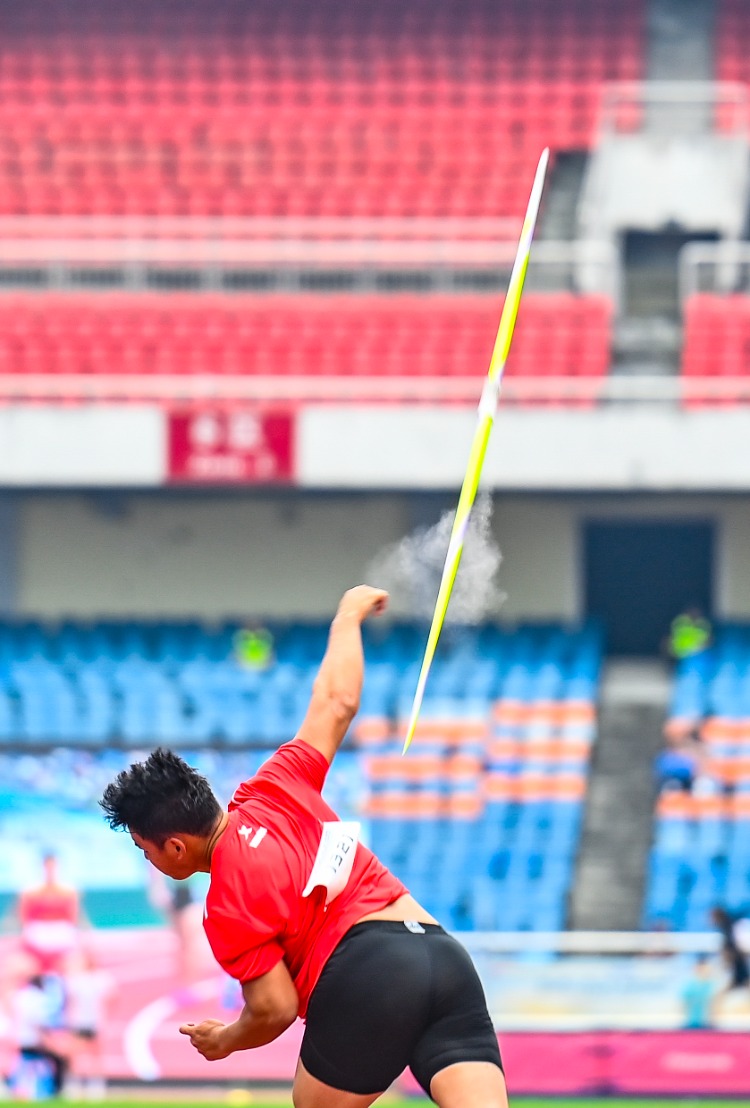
645, 626, 750, 929
0, 293, 613, 391
359, 623, 602, 930
0, 0, 645, 218
682, 294, 750, 404
0, 618, 601, 930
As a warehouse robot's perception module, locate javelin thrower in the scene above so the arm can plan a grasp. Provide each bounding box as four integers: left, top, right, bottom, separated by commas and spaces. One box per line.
100, 586, 507, 1108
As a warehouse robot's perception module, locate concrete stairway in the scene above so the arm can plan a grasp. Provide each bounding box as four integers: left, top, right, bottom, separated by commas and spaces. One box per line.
537, 152, 588, 242
647, 0, 715, 83
569, 659, 669, 930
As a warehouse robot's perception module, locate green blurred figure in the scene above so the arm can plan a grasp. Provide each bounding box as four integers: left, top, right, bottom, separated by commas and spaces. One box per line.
667, 607, 712, 661
233, 625, 274, 670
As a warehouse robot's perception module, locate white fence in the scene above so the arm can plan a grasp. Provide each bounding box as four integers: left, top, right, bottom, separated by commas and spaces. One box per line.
461, 930, 748, 1032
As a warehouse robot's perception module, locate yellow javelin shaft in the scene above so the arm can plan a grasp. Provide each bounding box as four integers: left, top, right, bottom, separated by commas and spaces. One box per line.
402, 148, 549, 754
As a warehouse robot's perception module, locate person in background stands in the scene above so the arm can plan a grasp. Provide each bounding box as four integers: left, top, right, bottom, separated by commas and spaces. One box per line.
680, 954, 717, 1029
9, 968, 68, 1098
666, 607, 713, 664
711, 905, 750, 1011
64, 947, 114, 1100
233, 625, 275, 671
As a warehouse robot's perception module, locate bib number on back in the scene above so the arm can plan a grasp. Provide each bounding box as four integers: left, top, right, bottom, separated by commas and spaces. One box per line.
302, 821, 360, 906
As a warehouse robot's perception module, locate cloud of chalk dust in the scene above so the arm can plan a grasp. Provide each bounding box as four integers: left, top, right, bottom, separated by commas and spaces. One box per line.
366, 492, 506, 624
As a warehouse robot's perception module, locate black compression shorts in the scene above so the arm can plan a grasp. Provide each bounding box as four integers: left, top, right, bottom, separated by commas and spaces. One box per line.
300, 920, 503, 1097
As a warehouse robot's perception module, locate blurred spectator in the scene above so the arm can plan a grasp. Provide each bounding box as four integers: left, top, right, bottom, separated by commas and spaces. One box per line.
681, 954, 717, 1029
147, 871, 208, 985
654, 729, 705, 793
64, 948, 113, 1101
8, 970, 68, 1098
233, 625, 274, 671
711, 905, 750, 1006
665, 607, 713, 663
15, 854, 81, 975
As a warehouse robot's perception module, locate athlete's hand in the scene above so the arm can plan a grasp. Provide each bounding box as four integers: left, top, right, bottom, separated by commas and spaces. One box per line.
179, 1019, 231, 1061
336, 585, 389, 623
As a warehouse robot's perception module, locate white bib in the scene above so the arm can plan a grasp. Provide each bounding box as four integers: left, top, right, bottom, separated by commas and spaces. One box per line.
302, 821, 360, 906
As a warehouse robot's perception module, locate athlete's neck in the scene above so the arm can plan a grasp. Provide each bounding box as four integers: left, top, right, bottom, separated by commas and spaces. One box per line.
202, 811, 230, 871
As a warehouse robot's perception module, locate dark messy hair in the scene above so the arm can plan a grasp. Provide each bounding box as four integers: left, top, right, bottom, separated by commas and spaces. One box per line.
99, 748, 222, 846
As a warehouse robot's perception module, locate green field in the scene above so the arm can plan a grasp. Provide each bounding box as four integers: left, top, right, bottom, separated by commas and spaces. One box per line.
4, 1100, 748, 1108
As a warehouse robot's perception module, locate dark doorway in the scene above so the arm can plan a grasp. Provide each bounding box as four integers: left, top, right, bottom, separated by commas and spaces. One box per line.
623, 230, 718, 319
584, 520, 713, 656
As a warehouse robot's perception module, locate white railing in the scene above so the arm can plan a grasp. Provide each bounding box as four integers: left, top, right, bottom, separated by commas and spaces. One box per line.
0, 237, 618, 298
0, 216, 523, 241
0, 374, 749, 405
598, 80, 750, 139
680, 240, 750, 301
462, 930, 720, 954
462, 931, 749, 1032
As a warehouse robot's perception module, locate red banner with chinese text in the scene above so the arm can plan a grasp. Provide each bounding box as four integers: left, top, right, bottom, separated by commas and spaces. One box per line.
168, 409, 295, 484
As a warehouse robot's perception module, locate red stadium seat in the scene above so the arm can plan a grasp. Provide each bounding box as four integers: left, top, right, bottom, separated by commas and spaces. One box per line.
0, 291, 612, 403
682, 293, 750, 406
0, 0, 645, 218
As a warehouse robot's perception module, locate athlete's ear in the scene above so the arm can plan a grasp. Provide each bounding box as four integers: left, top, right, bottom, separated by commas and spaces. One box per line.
165, 836, 187, 858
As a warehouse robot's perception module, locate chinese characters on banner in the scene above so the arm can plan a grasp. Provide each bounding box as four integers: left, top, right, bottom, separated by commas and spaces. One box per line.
168, 410, 295, 483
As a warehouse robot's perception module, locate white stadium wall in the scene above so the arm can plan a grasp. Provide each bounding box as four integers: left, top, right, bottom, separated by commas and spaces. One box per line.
9, 489, 750, 623
3, 406, 750, 491
5, 402, 750, 622
18, 492, 413, 619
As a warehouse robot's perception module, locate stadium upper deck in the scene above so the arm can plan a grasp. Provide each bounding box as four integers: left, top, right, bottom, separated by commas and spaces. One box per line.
0, 0, 644, 218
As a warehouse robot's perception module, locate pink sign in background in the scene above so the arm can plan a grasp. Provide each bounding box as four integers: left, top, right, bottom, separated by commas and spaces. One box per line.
167, 409, 295, 484
401, 1032, 750, 1097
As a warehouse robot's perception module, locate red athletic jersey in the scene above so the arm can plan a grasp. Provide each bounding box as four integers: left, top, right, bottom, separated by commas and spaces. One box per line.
19, 886, 78, 924
203, 740, 408, 1018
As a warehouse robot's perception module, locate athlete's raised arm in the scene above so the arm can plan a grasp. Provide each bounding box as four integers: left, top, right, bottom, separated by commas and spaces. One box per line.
294, 585, 388, 764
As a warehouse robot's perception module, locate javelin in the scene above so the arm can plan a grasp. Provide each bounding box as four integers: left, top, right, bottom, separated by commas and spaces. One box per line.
402, 147, 550, 754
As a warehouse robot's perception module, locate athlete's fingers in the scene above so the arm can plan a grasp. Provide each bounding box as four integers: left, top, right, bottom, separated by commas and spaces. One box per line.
179, 1023, 196, 1036
371, 592, 388, 615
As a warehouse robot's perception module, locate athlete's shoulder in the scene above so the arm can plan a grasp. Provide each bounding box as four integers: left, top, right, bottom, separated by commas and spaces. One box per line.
206, 814, 292, 936
214, 810, 276, 867
229, 740, 328, 811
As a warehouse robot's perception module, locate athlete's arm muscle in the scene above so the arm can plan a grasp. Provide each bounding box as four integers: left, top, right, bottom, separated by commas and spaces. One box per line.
294, 585, 388, 765
179, 961, 298, 1059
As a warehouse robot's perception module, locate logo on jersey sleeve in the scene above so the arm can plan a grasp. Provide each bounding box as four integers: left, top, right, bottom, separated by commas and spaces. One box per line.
302, 821, 360, 907
238, 824, 268, 849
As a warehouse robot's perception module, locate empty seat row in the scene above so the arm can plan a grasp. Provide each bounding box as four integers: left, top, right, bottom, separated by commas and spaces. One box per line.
0, 619, 601, 746
645, 792, 750, 932
0, 293, 613, 387
0, 0, 644, 217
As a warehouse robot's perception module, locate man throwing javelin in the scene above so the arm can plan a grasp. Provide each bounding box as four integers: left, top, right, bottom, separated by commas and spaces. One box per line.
100, 586, 506, 1108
